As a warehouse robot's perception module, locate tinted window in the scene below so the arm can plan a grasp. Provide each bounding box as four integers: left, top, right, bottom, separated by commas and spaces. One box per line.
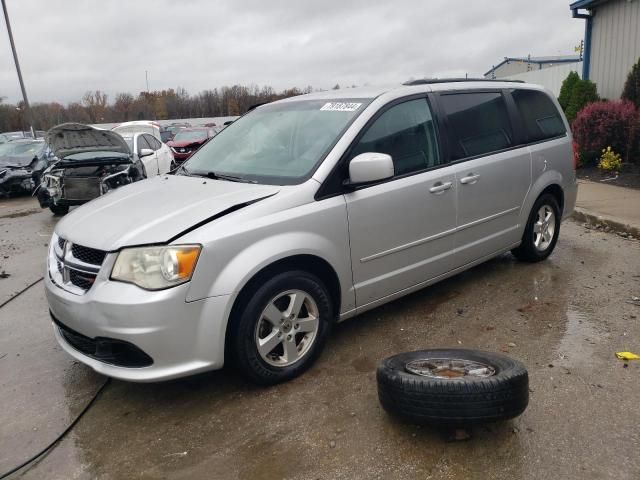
440, 92, 513, 160
350, 99, 440, 176
512, 89, 566, 142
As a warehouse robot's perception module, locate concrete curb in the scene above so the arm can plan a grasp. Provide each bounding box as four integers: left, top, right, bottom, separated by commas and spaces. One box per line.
571, 208, 640, 239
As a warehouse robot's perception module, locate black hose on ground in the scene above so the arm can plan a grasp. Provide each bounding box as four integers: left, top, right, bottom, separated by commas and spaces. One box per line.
0, 277, 44, 309
0, 378, 111, 479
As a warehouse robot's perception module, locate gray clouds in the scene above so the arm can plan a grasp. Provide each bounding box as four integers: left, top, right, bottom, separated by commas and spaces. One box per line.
0, 0, 584, 104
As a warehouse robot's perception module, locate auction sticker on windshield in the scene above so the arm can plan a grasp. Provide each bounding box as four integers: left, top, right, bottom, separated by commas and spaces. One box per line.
320, 102, 362, 112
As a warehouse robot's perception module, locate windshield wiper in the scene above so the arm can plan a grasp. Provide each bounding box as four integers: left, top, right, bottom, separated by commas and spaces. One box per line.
205, 171, 257, 183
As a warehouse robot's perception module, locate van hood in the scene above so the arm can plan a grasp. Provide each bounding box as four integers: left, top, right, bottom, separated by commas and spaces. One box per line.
55, 175, 279, 251
46, 123, 130, 158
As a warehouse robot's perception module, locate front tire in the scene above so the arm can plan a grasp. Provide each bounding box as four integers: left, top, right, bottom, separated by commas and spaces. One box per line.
49, 204, 69, 216
229, 271, 333, 385
512, 193, 561, 262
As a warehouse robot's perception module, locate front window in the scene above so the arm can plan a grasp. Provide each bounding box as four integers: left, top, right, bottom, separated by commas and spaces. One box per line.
184, 98, 371, 184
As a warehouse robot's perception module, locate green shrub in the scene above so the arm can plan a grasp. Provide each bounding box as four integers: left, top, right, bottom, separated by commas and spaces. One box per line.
566, 79, 599, 124
622, 57, 640, 108
558, 71, 580, 111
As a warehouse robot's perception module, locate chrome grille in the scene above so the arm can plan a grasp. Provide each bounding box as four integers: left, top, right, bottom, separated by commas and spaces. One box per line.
50, 236, 107, 295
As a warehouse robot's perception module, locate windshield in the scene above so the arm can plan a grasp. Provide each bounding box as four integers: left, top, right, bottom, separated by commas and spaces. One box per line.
173, 130, 208, 142
184, 98, 370, 184
0, 141, 43, 158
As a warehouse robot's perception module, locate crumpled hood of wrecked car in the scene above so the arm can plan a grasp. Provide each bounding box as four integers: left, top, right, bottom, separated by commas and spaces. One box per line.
55, 175, 279, 251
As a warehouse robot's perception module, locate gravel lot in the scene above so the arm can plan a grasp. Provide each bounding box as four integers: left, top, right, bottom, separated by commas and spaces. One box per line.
1, 195, 639, 480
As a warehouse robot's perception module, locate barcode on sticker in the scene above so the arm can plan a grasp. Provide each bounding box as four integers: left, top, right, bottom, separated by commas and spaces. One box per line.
320, 102, 362, 112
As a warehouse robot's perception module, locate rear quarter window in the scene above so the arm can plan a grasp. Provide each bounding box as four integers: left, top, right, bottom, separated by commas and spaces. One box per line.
511, 89, 566, 142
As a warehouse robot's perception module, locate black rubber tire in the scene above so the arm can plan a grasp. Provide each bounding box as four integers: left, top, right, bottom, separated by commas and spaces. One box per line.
511, 193, 561, 262
377, 349, 528, 426
228, 271, 333, 385
49, 204, 69, 216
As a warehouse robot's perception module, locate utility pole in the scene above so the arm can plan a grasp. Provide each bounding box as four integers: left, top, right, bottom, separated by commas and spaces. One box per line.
145, 70, 149, 92
1, 0, 35, 137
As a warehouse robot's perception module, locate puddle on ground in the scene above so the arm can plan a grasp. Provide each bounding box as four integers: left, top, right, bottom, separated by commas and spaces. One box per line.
554, 305, 601, 368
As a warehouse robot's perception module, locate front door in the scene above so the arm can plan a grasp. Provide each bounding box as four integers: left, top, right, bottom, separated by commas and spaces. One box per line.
343, 98, 457, 307
137, 134, 159, 177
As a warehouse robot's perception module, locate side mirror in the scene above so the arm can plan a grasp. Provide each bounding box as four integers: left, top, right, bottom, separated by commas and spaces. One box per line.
348, 152, 394, 185
139, 148, 154, 158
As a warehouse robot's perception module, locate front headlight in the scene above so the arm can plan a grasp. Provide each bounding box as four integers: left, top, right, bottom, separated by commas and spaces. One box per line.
111, 245, 201, 290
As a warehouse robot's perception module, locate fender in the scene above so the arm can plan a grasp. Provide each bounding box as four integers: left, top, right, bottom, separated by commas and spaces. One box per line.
189, 231, 353, 307
517, 169, 565, 237
182, 193, 355, 313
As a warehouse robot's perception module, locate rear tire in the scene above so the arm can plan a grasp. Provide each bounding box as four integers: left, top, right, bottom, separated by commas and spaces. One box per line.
49, 204, 69, 216
512, 193, 561, 262
228, 271, 333, 385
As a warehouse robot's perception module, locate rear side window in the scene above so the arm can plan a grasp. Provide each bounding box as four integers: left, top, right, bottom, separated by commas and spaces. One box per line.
439, 92, 513, 160
349, 98, 441, 176
511, 89, 566, 142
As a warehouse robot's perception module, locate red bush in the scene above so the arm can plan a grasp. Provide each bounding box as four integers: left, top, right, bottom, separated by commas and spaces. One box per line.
572, 100, 639, 163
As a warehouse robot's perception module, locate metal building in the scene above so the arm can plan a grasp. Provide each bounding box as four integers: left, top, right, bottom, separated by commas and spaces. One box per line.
571, 0, 640, 100
484, 56, 582, 79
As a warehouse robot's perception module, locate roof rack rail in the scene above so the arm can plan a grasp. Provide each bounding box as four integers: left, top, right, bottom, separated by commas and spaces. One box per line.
403, 78, 525, 86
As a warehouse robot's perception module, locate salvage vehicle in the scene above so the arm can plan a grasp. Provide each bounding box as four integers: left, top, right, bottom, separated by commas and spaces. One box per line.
0, 139, 53, 196
166, 127, 215, 165
46, 80, 576, 384
37, 123, 145, 215
111, 121, 162, 142
120, 132, 174, 176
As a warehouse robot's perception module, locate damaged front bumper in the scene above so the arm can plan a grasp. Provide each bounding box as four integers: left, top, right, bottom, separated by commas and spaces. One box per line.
37, 167, 136, 209
0, 167, 36, 196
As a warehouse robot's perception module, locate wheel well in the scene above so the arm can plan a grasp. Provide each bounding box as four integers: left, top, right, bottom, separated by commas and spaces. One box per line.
540, 184, 564, 214
224, 255, 342, 358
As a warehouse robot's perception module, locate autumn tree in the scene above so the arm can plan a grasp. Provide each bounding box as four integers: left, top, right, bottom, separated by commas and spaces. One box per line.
82, 90, 108, 123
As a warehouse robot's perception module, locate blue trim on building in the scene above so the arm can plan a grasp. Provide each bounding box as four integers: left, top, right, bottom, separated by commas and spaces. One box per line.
570, 0, 601, 80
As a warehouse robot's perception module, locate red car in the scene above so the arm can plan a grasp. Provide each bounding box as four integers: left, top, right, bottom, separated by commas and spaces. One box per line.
167, 127, 215, 164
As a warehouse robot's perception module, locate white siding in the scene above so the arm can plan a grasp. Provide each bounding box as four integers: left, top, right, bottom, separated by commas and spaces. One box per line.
494, 62, 583, 96
590, 0, 640, 100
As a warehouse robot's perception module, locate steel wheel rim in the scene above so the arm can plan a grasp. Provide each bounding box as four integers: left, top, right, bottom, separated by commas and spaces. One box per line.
255, 289, 320, 367
533, 205, 555, 251
405, 358, 496, 379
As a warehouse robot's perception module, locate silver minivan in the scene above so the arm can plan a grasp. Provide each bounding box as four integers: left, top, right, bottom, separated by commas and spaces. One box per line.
45, 80, 577, 384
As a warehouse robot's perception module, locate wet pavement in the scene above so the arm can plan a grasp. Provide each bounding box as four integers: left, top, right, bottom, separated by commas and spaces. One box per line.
1, 195, 639, 480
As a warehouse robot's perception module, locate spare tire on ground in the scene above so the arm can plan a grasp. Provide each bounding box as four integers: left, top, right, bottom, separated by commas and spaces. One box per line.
377, 349, 528, 426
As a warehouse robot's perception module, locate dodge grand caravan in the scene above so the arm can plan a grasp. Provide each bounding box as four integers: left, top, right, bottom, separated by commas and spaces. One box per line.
45, 79, 577, 384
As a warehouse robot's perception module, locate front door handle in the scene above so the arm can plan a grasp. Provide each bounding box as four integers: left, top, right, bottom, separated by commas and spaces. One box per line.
460, 173, 480, 185
429, 181, 452, 194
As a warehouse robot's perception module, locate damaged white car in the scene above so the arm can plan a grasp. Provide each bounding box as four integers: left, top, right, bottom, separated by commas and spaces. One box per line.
37, 123, 147, 215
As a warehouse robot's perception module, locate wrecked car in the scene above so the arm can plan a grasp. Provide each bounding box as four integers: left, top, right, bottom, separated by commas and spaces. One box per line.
166, 127, 215, 165
37, 123, 145, 215
0, 139, 53, 197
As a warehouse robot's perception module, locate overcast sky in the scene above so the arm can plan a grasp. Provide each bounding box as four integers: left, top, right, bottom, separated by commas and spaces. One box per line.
0, 0, 584, 104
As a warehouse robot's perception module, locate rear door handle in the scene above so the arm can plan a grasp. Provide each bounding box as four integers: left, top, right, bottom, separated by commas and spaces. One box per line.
460, 174, 480, 185
429, 181, 452, 194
